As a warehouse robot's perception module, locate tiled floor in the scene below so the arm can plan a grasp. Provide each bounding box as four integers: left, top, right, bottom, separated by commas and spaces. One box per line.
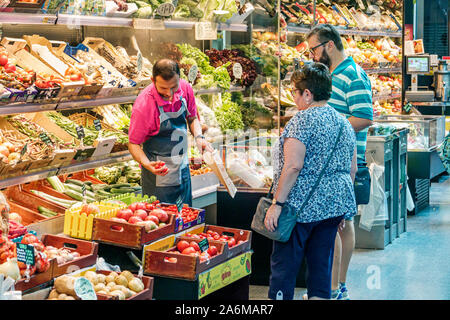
249, 175, 450, 300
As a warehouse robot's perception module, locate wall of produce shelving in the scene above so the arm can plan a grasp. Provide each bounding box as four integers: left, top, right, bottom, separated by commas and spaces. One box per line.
0, 0, 405, 192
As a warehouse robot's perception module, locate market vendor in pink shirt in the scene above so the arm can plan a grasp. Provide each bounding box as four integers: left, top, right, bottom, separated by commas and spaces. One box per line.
128, 59, 213, 206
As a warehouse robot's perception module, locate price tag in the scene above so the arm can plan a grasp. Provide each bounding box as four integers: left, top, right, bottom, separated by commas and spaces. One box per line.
74, 277, 97, 300
176, 196, 183, 213
403, 102, 412, 113
188, 65, 198, 83
195, 22, 218, 40
20, 143, 28, 157
356, 0, 366, 10
233, 63, 243, 80
39, 132, 52, 145
137, 51, 143, 73
16, 243, 35, 266
155, 3, 175, 17
172, 0, 179, 7
42, 16, 57, 25
81, 184, 87, 200
76, 125, 85, 140
198, 238, 209, 252
93, 119, 102, 131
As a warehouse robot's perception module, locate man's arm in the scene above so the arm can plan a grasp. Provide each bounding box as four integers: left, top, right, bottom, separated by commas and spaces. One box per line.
347, 116, 373, 132
128, 143, 167, 176
188, 116, 213, 153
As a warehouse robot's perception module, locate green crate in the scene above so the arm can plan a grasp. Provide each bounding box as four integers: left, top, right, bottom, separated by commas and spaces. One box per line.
102, 193, 157, 206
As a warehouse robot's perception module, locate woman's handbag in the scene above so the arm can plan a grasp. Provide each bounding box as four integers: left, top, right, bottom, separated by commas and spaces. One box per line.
251, 122, 344, 242
354, 162, 371, 205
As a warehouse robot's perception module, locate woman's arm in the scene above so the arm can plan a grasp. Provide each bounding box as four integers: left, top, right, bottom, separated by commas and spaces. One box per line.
350, 147, 357, 183
264, 138, 306, 232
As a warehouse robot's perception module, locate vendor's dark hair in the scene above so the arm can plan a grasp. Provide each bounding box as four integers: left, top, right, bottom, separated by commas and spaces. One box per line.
291, 62, 332, 101
153, 59, 180, 80
307, 24, 344, 52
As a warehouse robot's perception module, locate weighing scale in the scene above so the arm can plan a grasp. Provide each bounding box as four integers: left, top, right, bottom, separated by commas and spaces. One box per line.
405, 54, 436, 102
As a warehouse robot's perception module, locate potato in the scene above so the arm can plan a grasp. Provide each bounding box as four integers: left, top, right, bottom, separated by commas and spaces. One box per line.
105, 274, 116, 284
96, 274, 107, 284
106, 282, 116, 289
94, 283, 106, 292
58, 293, 68, 300
96, 290, 108, 295
65, 296, 76, 300
128, 278, 144, 293
84, 271, 98, 286
109, 271, 119, 278
129, 290, 137, 296
121, 287, 133, 299
110, 290, 125, 300
54, 276, 76, 296
115, 275, 128, 287
48, 289, 59, 300
120, 270, 134, 282
111, 284, 126, 292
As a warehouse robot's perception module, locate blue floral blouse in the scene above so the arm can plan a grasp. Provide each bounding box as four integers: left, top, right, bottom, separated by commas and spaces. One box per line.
272, 105, 357, 223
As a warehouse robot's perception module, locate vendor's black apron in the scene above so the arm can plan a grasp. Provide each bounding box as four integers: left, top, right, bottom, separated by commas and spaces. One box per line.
141, 94, 192, 206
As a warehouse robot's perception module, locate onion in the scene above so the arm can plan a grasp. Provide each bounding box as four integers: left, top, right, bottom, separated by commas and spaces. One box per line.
8, 212, 22, 224
0, 145, 10, 157
0, 258, 21, 281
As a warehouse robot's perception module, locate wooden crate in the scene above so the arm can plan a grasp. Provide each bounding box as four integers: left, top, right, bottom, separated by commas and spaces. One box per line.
92, 213, 176, 250
182, 225, 252, 260
61, 170, 107, 185
21, 180, 76, 203
7, 0, 45, 9
14, 258, 56, 292
7, 200, 47, 225
95, 270, 154, 300
144, 238, 227, 280
158, 203, 206, 234
41, 234, 98, 278
4, 185, 66, 215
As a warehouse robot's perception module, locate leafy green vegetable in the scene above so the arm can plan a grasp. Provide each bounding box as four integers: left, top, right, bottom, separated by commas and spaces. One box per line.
214, 92, 244, 132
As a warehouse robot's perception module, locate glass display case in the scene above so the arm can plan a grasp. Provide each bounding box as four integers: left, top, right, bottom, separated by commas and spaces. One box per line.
373, 115, 446, 151
219, 136, 277, 190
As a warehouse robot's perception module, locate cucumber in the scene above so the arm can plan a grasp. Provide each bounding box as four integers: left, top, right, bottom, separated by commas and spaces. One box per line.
38, 206, 58, 217
96, 190, 113, 197
47, 176, 65, 193
110, 183, 132, 189
110, 187, 135, 194
64, 189, 84, 201
64, 184, 96, 198
30, 190, 78, 208
84, 181, 93, 186
65, 179, 85, 187
132, 186, 142, 191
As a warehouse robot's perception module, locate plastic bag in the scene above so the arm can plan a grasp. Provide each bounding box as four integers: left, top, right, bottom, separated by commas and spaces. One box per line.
359, 162, 389, 232
406, 182, 415, 212
0, 191, 10, 242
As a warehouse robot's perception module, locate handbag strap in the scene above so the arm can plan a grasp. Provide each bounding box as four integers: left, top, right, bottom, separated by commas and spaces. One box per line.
295, 121, 344, 217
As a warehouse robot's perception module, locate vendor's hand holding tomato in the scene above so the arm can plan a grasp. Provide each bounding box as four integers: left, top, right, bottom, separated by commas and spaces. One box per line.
144, 161, 168, 176
264, 204, 282, 232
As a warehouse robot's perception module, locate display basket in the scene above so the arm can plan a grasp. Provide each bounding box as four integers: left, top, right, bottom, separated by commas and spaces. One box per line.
63, 201, 126, 241
14, 258, 57, 292
157, 203, 206, 234
144, 238, 227, 281
41, 234, 99, 278
7, 200, 48, 225
94, 270, 154, 300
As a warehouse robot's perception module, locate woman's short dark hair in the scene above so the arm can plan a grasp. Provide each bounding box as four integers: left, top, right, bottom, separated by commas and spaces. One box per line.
291, 62, 332, 102
307, 24, 344, 52
153, 59, 180, 80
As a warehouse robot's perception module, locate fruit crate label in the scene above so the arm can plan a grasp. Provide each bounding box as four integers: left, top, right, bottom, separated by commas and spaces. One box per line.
39, 132, 53, 145
16, 243, 35, 266
198, 251, 252, 299
76, 125, 85, 139
198, 238, 209, 252
156, 3, 175, 17
74, 277, 97, 300
195, 22, 218, 40
188, 65, 198, 83
233, 63, 243, 80
93, 119, 102, 131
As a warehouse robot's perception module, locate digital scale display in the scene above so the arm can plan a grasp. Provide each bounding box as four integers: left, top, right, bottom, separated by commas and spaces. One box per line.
407, 56, 430, 74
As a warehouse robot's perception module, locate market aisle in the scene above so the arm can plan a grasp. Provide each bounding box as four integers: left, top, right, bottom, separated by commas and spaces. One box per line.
249, 176, 450, 300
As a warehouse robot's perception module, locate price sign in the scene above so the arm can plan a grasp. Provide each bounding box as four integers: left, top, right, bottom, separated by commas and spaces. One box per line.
176, 196, 183, 213
137, 51, 143, 73
74, 277, 97, 300
20, 143, 28, 157
188, 65, 198, 83
42, 16, 57, 25
403, 102, 412, 113
81, 184, 87, 200
93, 119, 102, 131
195, 22, 218, 40
76, 125, 85, 140
155, 3, 175, 17
198, 238, 209, 252
356, 0, 366, 10
233, 63, 243, 80
16, 243, 35, 266
39, 132, 52, 145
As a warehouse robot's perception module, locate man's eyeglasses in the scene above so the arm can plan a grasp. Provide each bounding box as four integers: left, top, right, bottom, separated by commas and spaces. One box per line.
309, 41, 329, 56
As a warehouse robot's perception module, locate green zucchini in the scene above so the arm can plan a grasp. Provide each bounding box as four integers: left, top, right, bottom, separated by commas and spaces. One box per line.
110, 187, 135, 194
96, 189, 113, 197
110, 183, 132, 189
65, 179, 85, 187
47, 176, 65, 193
63, 189, 85, 201
30, 190, 77, 208
64, 184, 96, 198
38, 206, 58, 217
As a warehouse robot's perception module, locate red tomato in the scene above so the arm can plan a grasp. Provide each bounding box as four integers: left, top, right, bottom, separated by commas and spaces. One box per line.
227, 238, 236, 248
128, 216, 143, 224
145, 215, 159, 225
206, 230, 214, 235
181, 247, 196, 255
129, 203, 138, 212
145, 203, 155, 211
117, 209, 133, 221
135, 203, 146, 211
189, 241, 200, 252
0, 55, 8, 66
213, 235, 220, 240
207, 245, 218, 257
134, 209, 148, 220
177, 240, 190, 253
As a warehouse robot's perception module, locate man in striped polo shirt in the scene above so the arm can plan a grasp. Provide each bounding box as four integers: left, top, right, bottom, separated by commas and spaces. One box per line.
307, 24, 373, 300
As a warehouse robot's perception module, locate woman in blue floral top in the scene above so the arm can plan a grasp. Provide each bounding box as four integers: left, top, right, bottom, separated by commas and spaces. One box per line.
265, 62, 357, 300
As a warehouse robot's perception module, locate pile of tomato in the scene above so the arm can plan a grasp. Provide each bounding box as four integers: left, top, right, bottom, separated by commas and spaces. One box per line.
161, 204, 200, 224
184, 230, 245, 249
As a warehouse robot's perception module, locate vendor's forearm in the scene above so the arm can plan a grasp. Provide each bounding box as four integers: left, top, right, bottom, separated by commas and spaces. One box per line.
274, 167, 301, 203
128, 143, 151, 167
188, 117, 202, 138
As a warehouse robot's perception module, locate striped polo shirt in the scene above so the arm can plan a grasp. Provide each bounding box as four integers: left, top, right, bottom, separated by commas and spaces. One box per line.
328, 56, 373, 162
